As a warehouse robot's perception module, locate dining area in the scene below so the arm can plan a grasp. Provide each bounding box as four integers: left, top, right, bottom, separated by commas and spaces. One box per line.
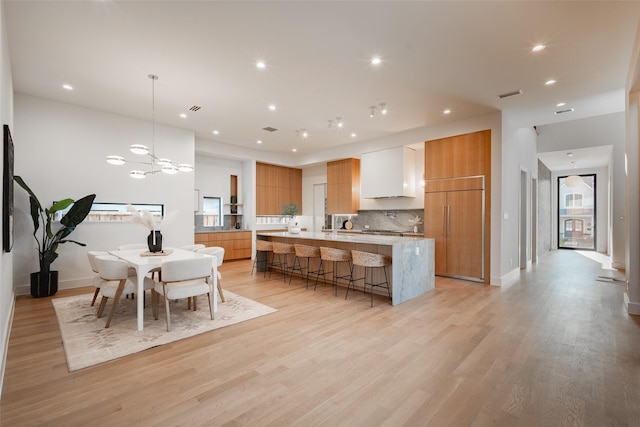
88, 244, 222, 331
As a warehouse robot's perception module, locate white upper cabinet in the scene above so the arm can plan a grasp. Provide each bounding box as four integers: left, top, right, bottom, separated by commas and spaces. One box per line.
361, 146, 416, 198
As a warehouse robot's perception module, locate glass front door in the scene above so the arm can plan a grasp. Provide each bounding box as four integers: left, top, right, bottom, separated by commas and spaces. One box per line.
558, 174, 596, 250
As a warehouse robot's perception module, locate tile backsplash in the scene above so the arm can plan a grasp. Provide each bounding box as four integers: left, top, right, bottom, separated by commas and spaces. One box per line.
346, 209, 424, 233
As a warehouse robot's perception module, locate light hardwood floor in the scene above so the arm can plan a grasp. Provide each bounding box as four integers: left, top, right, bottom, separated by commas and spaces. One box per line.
1, 250, 639, 426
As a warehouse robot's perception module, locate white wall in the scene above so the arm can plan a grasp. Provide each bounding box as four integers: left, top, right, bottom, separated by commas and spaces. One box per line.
0, 0, 13, 396
195, 155, 244, 213
500, 117, 538, 284
13, 94, 195, 294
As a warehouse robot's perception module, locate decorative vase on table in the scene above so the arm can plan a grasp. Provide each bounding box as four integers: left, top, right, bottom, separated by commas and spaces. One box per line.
147, 230, 163, 253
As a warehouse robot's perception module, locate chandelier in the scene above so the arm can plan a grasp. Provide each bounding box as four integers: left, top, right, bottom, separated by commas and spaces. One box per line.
106, 74, 194, 179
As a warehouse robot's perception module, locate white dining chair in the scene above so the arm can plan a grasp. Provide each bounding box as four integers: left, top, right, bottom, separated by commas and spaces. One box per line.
152, 257, 215, 332
196, 246, 225, 302
182, 244, 206, 252
95, 255, 155, 328
87, 250, 109, 306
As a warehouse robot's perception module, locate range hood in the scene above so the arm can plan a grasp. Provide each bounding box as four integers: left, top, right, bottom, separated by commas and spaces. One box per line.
361, 146, 416, 198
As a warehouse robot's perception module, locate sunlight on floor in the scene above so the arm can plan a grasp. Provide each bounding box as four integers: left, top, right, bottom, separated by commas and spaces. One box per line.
575, 250, 614, 270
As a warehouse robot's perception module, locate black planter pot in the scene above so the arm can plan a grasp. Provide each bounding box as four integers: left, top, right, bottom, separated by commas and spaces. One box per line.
30, 271, 58, 298
147, 230, 163, 253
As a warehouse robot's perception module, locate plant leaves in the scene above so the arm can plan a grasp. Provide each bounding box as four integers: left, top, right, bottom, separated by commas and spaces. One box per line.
60, 194, 96, 227
49, 198, 74, 214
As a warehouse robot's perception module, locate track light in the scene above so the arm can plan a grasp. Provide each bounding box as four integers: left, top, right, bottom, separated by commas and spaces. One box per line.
369, 106, 376, 117
379, 103, 387, 115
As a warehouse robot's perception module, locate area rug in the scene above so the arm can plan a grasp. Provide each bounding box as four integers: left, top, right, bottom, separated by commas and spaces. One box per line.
52, 291, 277, 371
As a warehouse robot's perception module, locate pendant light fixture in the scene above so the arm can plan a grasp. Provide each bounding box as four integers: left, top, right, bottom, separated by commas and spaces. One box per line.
106, 74, 194, 179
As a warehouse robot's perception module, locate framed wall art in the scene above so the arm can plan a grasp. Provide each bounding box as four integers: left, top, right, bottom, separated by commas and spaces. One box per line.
3, 124, 13, 252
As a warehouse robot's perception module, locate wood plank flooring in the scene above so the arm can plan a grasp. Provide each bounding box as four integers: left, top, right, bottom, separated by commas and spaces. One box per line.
1, 250, 639, 426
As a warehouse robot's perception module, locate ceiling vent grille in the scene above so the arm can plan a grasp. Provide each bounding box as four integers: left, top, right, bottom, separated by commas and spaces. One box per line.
555, 108, 575, 115
189, 105, 201, 112
498, 89, 523, 99
262, 126, 278, 132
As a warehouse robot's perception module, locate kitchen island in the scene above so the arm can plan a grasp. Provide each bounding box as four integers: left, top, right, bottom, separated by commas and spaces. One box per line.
257, 231, 435, 305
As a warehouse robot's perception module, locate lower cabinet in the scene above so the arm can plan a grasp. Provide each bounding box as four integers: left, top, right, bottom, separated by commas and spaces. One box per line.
194, 231, 252, 260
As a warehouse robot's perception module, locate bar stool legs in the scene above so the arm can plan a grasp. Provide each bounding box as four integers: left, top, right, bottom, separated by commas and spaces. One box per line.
271, 242, 296, 282
251, 240, 273, 278
347, 250, 392, 307
289, 244, 322, 288
318, 247, 353, 295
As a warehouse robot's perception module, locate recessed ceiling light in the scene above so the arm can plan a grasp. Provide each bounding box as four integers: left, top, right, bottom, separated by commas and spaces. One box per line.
256, 61, 266, 69
443, 109, 451, 115
350, 133, 357, 138
292, 148, 297, 152
532, 44, 546, 52
256, 140, 263, 145
212, 130, 219, 135
371, 56, 381, 66
545, 79, 557, 86
179, 113, 187, 118
62, 84, 73, 90
556, 102, 566, 107
268, 104, 276, 111
567, 152, 574, 157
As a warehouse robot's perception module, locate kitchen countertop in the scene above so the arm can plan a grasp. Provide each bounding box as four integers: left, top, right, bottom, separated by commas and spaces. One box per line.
195, 229, 251, 234
257, 231, 427, 245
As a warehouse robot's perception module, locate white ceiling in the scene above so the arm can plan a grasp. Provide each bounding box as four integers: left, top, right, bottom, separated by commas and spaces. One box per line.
5, 1, 640, 163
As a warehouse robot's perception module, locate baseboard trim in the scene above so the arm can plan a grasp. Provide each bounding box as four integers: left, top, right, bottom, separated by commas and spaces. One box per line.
0, 291, 16, 398
624, 293, 640, 315
15, 277, 93, 296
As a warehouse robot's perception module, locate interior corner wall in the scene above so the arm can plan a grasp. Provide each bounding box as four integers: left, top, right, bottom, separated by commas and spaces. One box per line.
12, 94, 195, 294
537, 160, 552, 256
500, 115, 538, 284
0, 0, 14, 397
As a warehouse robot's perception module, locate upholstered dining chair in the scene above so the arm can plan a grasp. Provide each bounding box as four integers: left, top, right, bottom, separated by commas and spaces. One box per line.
95, 255, 155, 328
152, 257, 215, 332
196, 246, 226, 302
182, 244, 206, 251
87, 250, 108, 306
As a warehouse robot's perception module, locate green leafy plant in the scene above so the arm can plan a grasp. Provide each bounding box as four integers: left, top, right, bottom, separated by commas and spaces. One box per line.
282, 202, 299, 216
14, 175, 96, 274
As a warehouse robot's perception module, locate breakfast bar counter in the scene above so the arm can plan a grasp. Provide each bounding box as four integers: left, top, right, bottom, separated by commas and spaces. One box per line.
257, 231, 435, 305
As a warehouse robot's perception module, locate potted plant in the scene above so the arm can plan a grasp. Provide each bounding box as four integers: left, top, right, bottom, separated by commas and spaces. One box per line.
14, 176, 96, 298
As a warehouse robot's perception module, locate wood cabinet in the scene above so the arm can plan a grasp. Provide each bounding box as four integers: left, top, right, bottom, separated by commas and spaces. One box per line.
424, 182, 484, 280
326, 158, 360, 214
194, 231, 252, 260
256, 163, 302, 215
425, 129, 491, 180
424, 130, 491, 283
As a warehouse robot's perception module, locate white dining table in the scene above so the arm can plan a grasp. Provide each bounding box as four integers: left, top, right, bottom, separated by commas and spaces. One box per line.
108, 247, 218, 331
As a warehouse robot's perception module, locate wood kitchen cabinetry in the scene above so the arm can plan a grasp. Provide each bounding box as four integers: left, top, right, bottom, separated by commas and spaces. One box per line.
424, 130, 491, 283
256, 163, 302, 215
424, 178, 484, 280
194, 231, 252, 260
424, 130, 490, 179
327, 158, 360, 214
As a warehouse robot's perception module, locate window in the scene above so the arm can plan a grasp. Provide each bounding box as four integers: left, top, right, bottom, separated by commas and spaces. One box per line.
565, 220, 573, 232
53, 202, 163, 223
565, 193, 583, 208
202, 196, 222, 227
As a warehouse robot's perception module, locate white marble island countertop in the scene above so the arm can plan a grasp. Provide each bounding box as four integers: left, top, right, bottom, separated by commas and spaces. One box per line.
257, 231, 427, 245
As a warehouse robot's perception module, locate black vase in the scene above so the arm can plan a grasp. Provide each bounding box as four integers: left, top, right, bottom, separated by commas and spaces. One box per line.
147, 230, 163, 253
30, 271, 58, 298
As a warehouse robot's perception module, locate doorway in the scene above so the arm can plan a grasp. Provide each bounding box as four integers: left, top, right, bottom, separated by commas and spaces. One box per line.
557, 174, 596, 250
313, 184, 326, 232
